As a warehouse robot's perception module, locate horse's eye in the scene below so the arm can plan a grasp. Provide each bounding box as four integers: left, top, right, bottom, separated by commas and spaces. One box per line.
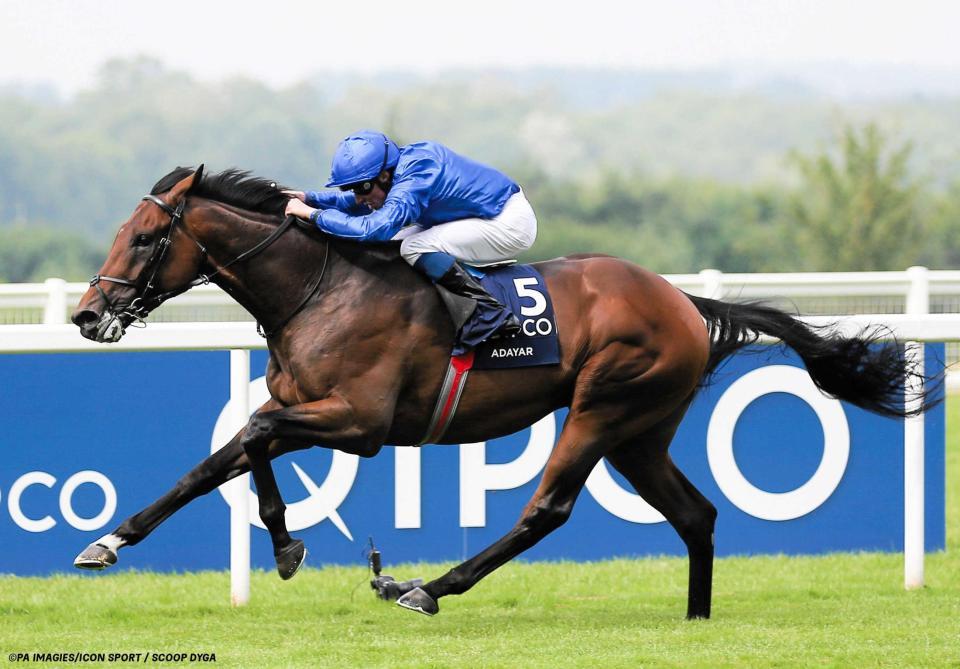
133, 233, 154, 247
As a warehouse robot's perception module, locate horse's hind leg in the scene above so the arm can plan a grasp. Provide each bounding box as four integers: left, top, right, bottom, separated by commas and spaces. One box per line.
396, 412, 609, 616
605, 420, 717, 619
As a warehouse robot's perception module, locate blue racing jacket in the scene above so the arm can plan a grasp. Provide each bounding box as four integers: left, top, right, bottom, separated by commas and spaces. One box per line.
304, 141, 520, 242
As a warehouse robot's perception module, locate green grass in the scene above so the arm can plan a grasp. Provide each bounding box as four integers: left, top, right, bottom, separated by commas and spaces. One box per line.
3, 401, 960, 668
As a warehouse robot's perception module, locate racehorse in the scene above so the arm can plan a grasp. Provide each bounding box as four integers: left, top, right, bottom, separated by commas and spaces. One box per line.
70, 166, 935, 619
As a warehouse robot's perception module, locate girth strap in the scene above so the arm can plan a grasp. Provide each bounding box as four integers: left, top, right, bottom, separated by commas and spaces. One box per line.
417, 350, 475, 446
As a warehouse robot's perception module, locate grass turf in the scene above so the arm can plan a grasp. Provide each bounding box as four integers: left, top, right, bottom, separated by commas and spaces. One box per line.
2, 401, 959, 668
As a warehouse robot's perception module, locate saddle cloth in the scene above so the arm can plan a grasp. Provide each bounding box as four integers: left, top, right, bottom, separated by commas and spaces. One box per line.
466, 264, 561, 370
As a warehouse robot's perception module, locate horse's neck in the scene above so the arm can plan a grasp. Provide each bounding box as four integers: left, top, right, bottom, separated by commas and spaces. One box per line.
186, 204, 314, 325
188, 203, 416, 331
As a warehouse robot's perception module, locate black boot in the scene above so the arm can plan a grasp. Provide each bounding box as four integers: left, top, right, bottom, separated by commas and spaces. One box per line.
436, 262, 521, 340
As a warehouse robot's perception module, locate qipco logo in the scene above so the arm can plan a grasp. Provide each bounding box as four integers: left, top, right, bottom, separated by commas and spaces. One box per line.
210, 365, 850, 541
707, 365, 849, 521
2, 471, 117, 532
461, 365, 850, 526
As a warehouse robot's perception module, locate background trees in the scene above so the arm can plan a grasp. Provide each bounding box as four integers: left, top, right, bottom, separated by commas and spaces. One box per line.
0, 60, 957, 281
786, 124, 927, 271
0, 227, 104, 283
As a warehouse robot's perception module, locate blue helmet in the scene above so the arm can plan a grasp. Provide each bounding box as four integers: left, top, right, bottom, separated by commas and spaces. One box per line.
326, 130, 401, 188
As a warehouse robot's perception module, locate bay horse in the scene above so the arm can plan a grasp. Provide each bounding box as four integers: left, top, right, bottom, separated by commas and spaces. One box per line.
70, 166, 934, 619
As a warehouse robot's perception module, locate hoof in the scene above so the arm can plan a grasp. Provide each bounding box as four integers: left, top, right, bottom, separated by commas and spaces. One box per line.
74, 543, 118, 570
275, 539, 306, 580
372, 575, 424, 601
396, 587, 439, 616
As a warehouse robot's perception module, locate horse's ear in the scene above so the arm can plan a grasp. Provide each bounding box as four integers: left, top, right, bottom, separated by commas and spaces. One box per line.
167, 165, 204, 203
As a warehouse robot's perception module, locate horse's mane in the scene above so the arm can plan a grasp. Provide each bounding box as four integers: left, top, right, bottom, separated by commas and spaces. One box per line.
151, 167, 290, 217
151, 166, 402, 263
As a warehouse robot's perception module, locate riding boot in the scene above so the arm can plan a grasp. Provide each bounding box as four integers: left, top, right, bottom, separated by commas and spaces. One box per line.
435, 262, 521, 340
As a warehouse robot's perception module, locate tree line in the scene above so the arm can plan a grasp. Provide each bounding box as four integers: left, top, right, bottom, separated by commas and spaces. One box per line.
1, 59, 957, 281
523, 124, 958, 273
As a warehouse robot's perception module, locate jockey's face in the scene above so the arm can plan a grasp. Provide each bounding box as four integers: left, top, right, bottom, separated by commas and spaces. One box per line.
346, 170, 391, 210
355, 182, 388, 210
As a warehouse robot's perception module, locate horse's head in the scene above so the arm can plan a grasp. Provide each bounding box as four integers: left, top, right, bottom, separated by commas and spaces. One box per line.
72, 166, 209, 342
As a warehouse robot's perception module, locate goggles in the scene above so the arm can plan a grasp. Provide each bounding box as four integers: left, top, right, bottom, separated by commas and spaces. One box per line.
341, 180, 376, 196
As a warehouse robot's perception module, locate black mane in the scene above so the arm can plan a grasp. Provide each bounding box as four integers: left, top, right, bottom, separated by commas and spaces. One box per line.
149, 166, 402, 263
151, 167, 290, 216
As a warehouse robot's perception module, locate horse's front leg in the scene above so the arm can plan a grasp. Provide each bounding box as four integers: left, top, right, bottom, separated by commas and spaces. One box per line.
73, 400, 298, 571
74, 434, 251, 570
237, 396, 386, 579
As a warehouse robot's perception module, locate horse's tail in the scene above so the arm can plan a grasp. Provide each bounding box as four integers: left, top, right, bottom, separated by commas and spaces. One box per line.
685, 293, 940, 418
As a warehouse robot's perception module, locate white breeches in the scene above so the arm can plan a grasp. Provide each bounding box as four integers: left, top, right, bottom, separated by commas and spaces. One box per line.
397, 190, 538, 266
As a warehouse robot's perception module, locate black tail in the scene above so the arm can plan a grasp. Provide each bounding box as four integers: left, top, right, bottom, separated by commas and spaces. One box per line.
686, 293, 941, 418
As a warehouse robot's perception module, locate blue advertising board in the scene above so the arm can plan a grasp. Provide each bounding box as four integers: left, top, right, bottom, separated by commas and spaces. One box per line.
0, 345, 945, 575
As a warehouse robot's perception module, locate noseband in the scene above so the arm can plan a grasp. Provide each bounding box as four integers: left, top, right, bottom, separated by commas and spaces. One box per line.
88, 194, 328, 338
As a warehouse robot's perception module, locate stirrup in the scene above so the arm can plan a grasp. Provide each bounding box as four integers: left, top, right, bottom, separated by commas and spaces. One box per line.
489, 313, 521, 340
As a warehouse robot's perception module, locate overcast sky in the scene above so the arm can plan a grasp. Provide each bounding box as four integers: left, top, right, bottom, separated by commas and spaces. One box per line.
2, 0, 958, 95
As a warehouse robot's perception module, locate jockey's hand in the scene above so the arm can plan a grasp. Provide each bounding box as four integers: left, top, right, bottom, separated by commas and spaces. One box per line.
285, 198, 316, 220
282, 190, 305, 201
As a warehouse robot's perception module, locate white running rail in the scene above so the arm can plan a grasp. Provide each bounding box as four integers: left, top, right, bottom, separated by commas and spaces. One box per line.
6, 268, 960, 326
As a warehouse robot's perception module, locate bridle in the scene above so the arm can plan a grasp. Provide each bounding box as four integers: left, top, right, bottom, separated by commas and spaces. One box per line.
89, 193, 329, 338
89, 195, 201, 329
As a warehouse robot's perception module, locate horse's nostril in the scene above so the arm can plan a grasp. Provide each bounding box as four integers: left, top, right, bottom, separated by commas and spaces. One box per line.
71, 309, 100, 328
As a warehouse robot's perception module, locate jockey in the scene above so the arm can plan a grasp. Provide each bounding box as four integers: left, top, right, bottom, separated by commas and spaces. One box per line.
284, 130, 537, 346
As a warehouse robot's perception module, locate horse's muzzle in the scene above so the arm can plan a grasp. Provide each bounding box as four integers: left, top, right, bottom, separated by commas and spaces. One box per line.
71, 308, 126, 343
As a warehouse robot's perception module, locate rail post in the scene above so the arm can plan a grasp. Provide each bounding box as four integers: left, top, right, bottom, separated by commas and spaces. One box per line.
227, 349, 251, 605
699, 268, 724, 299
43, 278, 68, 324
904, 266, 928, 589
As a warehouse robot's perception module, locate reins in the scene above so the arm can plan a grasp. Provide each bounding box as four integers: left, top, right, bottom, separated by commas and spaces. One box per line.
205, 213, 297, 284
89, 195, 330, 339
